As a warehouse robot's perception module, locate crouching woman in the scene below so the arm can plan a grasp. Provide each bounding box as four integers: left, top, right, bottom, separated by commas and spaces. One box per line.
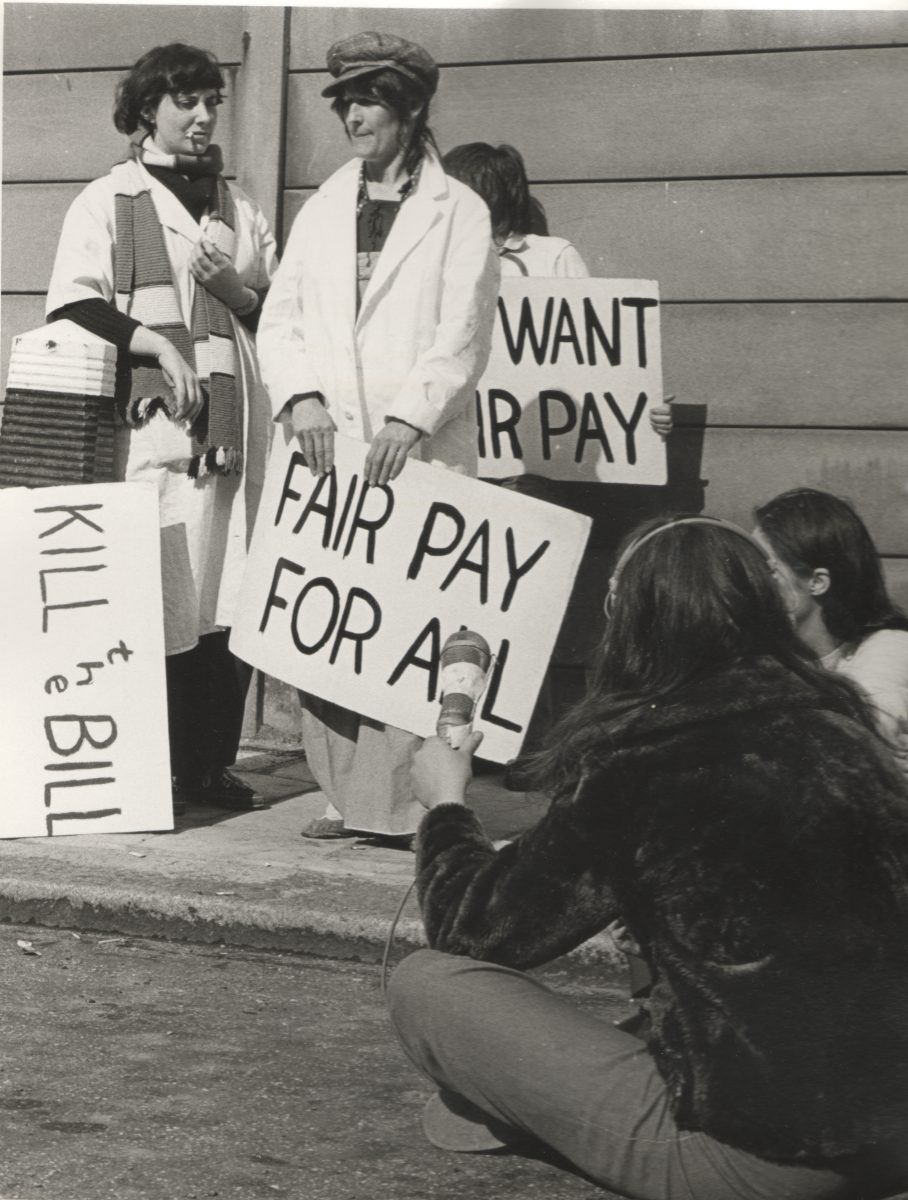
388, 515, 908, 1200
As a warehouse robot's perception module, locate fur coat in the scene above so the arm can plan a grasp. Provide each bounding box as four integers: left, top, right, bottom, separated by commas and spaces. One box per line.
415, 657, 908, 1163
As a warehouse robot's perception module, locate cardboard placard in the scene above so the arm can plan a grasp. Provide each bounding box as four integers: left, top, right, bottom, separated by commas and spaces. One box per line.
477, 277, 666, 483
230, 433, 592, 763
0, 481, 172, 837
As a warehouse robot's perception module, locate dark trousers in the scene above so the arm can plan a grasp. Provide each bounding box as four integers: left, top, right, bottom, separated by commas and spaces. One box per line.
164, 630, 252, 782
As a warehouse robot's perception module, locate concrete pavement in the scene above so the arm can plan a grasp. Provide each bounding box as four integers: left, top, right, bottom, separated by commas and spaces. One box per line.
0, 750, 622, 969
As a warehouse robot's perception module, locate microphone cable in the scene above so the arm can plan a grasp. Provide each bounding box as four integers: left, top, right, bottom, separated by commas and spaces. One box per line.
381, 878, 417, 996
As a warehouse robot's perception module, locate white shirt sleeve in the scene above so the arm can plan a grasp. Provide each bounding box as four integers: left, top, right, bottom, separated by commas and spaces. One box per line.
835, 630, 908, 768
256, 201, 325, 418
552, 241, 590, 278
45, 179, 117, 315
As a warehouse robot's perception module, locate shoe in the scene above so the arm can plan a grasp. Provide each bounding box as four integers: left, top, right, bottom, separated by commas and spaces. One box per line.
614, 1007, 650, 1040
171, 776, 190, 817
503, 761, 534, 792
195, 768, 267, 811
359, 832, 415, 851
300, 816, 357, 839
422, 1090, 515, 1153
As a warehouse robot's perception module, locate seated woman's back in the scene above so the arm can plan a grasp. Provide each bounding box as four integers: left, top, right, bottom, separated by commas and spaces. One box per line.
574, 651, 908, 1161
415, 515, 908, 1171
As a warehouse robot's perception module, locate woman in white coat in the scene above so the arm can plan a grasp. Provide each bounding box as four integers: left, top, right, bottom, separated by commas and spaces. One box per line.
257, 32, 499, 843
46, 43, 278, 814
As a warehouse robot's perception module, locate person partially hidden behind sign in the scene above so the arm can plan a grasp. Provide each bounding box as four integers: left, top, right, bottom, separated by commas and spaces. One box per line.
45, 43, 279, 814
256, 33, 499, 844
754, 487, 908, 776
388, 515, 908, 1200
442, 141, 673, 775
441, 140, 673, 441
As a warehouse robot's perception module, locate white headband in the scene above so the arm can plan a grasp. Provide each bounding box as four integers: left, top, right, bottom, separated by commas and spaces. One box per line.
604, 516, 769, 617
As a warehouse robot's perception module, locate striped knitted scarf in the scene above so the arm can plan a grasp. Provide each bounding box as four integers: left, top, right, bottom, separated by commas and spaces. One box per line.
114, 145, 242, 478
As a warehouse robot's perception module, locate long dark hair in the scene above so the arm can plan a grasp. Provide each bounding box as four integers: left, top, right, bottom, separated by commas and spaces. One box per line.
530, 514, 879, 793
755, 488, 908, 644
331, 70, 438, 176
114, 44, 225, 137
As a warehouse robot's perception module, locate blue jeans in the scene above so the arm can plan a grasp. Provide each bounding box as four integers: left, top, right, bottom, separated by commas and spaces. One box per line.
388, 950, 889, 1200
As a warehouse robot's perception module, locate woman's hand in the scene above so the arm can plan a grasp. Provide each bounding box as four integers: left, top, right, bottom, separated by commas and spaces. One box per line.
129, 326, 204, 423
364, 421, 422, 487
290, 396, 336, 476
157, 342, 205, 423
411, 731, 483, 810
189, 237, 252, 312
648, 395, 674, 439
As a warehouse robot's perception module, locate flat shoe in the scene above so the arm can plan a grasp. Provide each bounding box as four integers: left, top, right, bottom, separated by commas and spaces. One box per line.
300, 816, 357, 839
196, 768, 267, 811
422, 1090, 515, 1153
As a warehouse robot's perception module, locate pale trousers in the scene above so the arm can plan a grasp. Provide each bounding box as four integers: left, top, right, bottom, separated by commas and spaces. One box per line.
388, 950, 892, 1200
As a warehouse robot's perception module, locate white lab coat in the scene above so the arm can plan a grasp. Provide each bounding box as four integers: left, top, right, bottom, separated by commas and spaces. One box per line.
257, 151, 499, 474
46, 160, 278, 654
256, 151, 498, 836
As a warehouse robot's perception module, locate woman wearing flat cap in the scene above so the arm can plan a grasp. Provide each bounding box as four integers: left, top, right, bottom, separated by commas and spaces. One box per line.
258, 31, 499, 843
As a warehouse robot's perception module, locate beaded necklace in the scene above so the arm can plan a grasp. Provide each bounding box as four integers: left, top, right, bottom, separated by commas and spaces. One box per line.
355, 159, 422, 219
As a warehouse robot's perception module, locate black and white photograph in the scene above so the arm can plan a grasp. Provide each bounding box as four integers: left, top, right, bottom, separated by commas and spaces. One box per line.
1, 1, 907, 1196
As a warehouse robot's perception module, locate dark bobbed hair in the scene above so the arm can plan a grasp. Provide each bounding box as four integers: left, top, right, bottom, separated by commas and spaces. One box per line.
330, 69, 438, 176
754, 488, 908, 644
113, 43, 225, 137
530, 513, 879, 793
442, 143, 531, 239
441, 142, 550, 239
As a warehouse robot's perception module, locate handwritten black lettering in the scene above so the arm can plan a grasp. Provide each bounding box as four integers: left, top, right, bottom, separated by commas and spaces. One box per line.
407, 504, 466, 582
34, 503, 104, 539
603, 391, 648, 465
539, 391, 577, 461
44, 715, 117, 756
259, 557, 305, 633
502, 530, 550, 614
440, 520, 491, 605
329, 588, 382, 674
386, 617, 441, 699
620, 297, 659, 369
290, 578, 340, 656
576, 394, 615, 464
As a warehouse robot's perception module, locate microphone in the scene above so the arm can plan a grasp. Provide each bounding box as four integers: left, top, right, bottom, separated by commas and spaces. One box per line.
436, 630, 492, 748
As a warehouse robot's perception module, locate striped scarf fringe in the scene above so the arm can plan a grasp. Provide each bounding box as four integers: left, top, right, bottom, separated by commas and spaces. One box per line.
114, 152, 242, 478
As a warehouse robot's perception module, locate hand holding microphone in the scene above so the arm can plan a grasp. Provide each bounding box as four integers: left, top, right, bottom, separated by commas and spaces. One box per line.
436, 630, 492, 748
411, 631, 492, 810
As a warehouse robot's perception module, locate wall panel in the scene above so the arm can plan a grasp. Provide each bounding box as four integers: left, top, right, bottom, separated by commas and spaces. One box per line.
283, 177, 908, 301
285, 50, 908, 187
3, 183, 88, 291
1, 294, 47, 392
536, 178, 908, 301
663, 303, 908, 428
883, 559, 908, 613
288, 8, 908, 68
3, 3, 243, 71
4, 69, 237, 183
678, 428, 908, 554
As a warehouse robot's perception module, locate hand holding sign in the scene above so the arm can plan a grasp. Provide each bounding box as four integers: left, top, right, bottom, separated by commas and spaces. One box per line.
477, 278, 666, 483
289, 395, 336, 477
230, 432, 591, 762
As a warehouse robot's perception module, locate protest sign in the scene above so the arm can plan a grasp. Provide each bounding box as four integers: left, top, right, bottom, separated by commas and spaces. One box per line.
230, 433, 592, 763
476, 278, 666, 483
0, 481, 172, 837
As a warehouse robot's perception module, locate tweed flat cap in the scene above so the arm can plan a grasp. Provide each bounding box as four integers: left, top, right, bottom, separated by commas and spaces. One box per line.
321, 31, 438, 98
